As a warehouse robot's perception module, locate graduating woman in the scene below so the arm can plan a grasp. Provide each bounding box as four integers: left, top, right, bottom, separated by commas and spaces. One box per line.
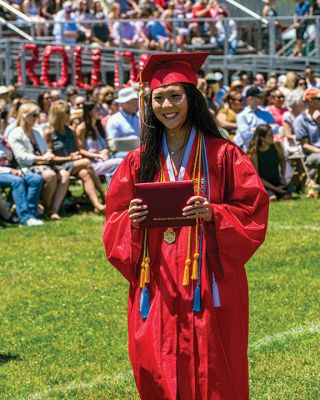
103, 53, 269, 400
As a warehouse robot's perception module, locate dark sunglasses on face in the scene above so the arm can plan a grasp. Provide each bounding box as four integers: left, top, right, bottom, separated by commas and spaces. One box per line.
232, 98, 242, 102
275, 95, 285, 99
29, 111, 39, 118
0, 110, 8, 119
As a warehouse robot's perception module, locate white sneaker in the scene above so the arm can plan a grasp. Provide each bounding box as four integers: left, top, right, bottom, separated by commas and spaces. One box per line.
24, 217, 44, 226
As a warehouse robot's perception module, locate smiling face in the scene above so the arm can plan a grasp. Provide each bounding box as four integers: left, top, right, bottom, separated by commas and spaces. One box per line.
151, 84, 188, 133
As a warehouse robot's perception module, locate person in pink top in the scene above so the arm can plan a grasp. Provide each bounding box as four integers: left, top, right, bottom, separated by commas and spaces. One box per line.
267, 89, 289, 126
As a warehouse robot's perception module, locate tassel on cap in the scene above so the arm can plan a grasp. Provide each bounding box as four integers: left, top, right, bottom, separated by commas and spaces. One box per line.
192, 283, 201, 312
140, 287, 150, 319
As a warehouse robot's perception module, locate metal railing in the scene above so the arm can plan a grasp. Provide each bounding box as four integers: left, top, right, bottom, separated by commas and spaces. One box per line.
0, 15, 319, 56
0, 15, 319, 91
0, 0, 34, 40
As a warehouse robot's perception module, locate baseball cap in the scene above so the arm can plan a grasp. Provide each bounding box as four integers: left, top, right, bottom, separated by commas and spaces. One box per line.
246, 86, 263, 98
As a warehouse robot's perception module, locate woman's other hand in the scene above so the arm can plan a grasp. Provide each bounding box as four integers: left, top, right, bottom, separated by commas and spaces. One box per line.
70, 151, 82, 161
99, 149, 109, 160
10, 168, 24, 177
183, 195, 213, 222
128, 199, 148, 228
42, 151, 55, 162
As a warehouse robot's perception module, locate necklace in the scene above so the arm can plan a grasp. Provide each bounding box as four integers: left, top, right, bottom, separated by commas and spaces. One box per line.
168, 140, 187, 156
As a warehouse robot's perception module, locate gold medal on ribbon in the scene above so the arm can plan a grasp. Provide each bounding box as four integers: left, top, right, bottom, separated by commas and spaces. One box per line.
163, 229, 176, 244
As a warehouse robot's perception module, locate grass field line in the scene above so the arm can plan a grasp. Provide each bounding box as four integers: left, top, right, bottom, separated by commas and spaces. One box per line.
18, 323, 319, 400
270, 223, 320, 232
249, 322, 320, 351
21, 371, 134, 400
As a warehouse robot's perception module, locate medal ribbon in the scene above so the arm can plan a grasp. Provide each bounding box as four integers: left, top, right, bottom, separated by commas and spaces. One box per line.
162, 127, 197, 182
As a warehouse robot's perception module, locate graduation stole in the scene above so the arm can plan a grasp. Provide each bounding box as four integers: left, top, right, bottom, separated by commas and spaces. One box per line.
139, 131, 220, 319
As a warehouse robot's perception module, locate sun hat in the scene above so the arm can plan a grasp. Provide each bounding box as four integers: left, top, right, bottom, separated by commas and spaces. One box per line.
0, 86, 9, 95
114, 87, 138, 104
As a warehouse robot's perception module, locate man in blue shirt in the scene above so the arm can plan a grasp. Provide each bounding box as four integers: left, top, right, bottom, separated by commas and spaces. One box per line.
293, 0, 310, 56
234, 87, 276, 151
53, 1, 79, 45
106, 87, 140, 158
294, 88, 320, 175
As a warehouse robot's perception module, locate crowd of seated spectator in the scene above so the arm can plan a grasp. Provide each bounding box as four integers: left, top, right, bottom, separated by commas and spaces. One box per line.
4, 0, 240, 54
1, 64, 320, 228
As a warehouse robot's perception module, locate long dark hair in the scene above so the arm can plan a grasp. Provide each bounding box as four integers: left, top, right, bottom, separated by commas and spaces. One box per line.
139, 83, 224, 183
83, 101, 106, 139
247, 124, 272, 170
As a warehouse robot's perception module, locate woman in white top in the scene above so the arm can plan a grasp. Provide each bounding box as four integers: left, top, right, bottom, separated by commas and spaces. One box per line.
9, 103, 69, 220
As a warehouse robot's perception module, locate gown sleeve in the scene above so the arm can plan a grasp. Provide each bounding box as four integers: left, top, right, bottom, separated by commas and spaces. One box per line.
103, 151, 143, 284
204, 143, 269, 280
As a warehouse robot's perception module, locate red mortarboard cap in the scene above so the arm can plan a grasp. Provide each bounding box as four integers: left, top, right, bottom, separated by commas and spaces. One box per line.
139, 52, 209, 91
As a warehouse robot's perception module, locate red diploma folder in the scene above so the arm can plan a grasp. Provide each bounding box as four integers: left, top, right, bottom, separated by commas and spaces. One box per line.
134, 180, 196, 228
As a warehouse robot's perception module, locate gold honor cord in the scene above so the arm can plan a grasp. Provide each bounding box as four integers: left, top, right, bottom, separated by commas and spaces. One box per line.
182, 132, 202, 286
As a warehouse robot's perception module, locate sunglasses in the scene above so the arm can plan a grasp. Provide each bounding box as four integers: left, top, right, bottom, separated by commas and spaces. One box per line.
232, 98, 242, 102
28, 111, 40, 118
274, 95, 285, 99
0, 110, 8, 119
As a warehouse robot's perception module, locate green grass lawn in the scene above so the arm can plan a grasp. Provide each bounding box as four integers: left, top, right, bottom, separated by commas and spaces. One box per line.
0, 198, 319, 400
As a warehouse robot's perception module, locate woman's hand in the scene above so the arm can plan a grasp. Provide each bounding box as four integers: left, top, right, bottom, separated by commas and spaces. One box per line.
10, 168, 24, 177
100, 149, 109, 160
128, 199, 148, 228
42, 151, 55, 162
70, 151, 82, 161
182, 195, 213, 222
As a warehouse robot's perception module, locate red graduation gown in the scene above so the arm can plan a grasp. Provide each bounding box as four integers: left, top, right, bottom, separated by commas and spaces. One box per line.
103, 136, 269, 400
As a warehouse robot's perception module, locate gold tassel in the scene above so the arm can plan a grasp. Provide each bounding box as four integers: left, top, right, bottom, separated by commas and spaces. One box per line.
191, 252, 199, 280
183, 258, 191, 286
144, 256, 150, 284
140, 261, 145, 288
140, 229, 148, 288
